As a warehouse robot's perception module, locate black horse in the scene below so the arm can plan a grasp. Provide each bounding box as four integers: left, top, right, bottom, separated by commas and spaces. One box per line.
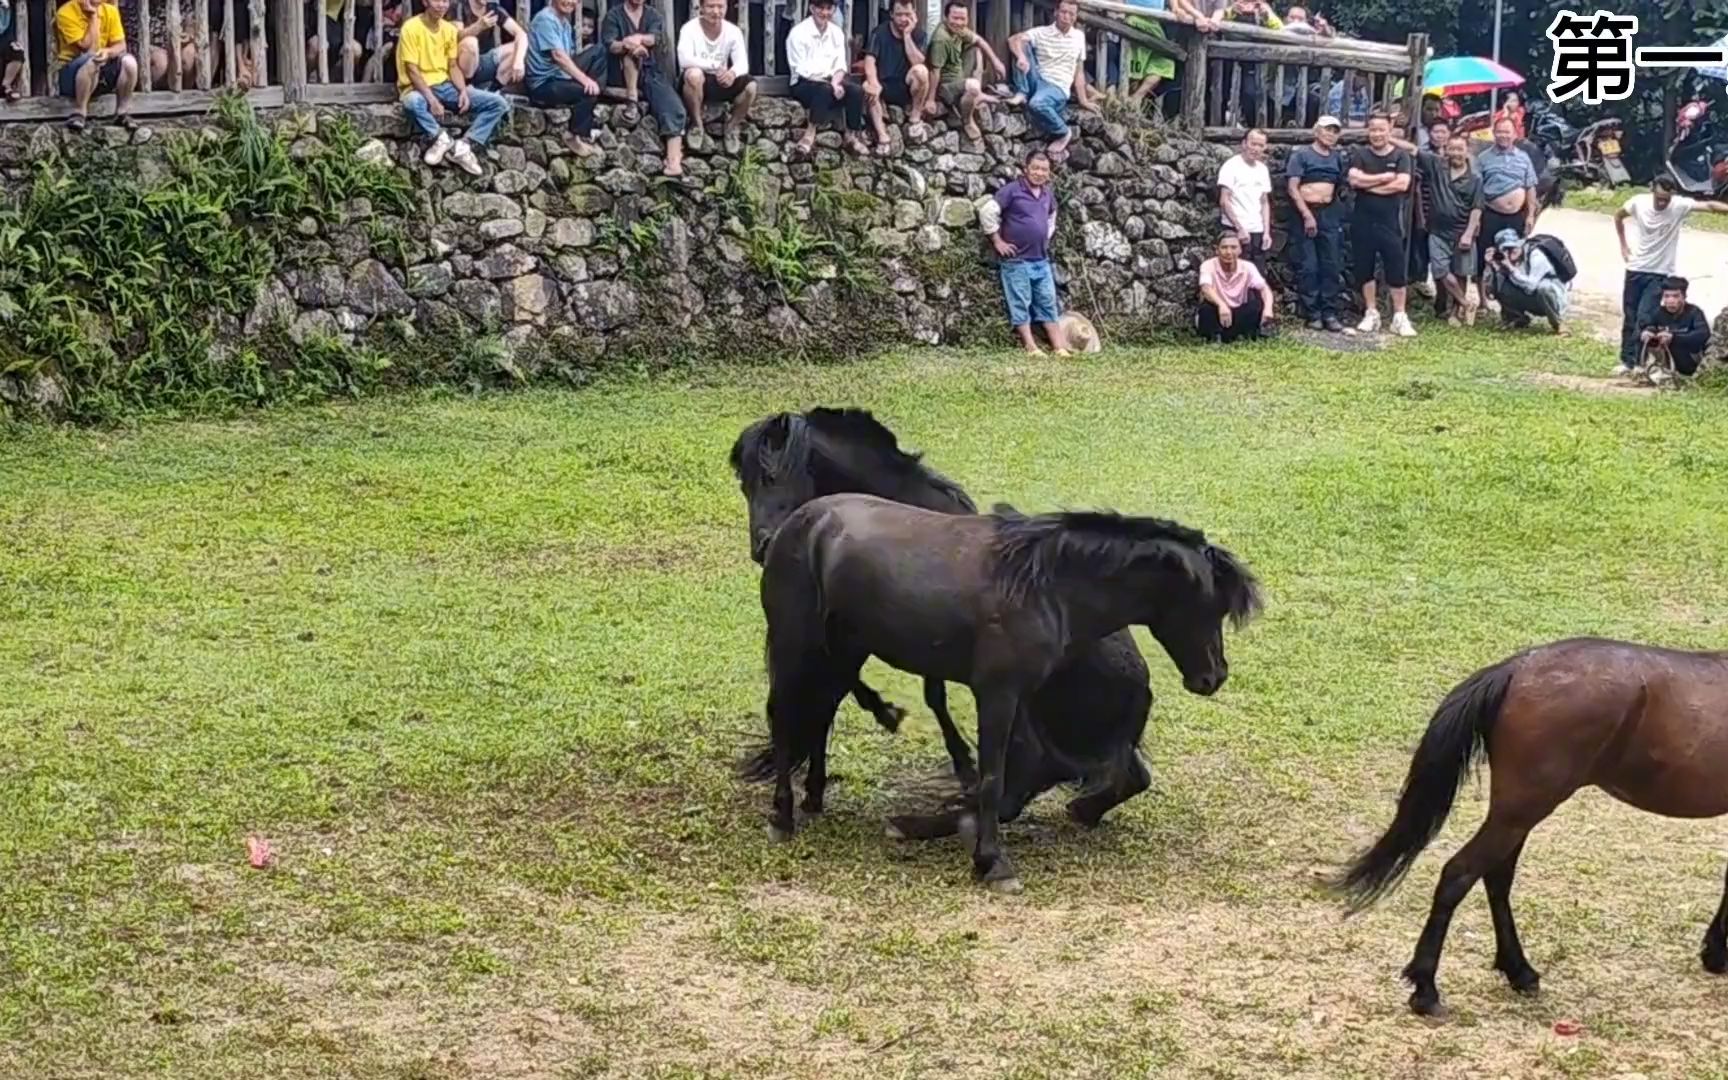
759, 494, 1262, 892
730, 408, 1157, 835
730, 408, 980, 782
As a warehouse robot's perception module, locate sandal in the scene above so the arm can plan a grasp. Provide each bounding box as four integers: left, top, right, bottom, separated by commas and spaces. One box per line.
115, 115, 140, 132
65, 114, 87, 132
872, 139, 891, 157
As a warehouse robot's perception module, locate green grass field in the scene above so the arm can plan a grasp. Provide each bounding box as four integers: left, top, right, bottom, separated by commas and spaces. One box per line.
7, 326, 1728, 1078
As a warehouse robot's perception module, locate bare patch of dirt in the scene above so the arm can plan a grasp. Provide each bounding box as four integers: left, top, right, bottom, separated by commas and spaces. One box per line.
1529, 372, 1657, 397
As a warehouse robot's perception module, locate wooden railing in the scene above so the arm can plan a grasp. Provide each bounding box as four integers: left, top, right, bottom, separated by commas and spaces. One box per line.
0, 0, 1421, 138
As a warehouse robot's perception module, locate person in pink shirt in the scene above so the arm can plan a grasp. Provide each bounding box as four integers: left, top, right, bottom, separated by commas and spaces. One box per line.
1197, 233, 1276, 342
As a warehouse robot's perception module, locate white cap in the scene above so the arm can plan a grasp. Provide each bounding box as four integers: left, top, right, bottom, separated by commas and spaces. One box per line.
1315, 115, 1343, 129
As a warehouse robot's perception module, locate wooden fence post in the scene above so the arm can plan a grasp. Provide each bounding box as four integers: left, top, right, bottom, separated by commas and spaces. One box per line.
1178, 24, 1206, 132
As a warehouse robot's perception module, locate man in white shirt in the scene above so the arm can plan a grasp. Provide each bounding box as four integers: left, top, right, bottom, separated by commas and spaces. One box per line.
1007, 0, 1092, 159
785, 0, 868, 156
1612, 175, 1728, 375
677, 0, 757, 155
1217, 128, 1272, 272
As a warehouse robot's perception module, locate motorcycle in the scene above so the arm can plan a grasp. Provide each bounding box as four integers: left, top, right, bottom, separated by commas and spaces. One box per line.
1667, 98, 1728, 198
1571, 117, 1632, 186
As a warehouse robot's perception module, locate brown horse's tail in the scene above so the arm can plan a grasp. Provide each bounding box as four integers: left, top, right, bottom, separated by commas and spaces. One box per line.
1332, 658, 1516, 912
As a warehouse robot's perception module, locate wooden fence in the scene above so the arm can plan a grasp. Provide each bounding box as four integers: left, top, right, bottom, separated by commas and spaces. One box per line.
1, 0, 1423, 137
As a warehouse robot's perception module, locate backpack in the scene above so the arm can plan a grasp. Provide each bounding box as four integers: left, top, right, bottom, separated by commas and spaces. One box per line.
1526, 233, 1577, 283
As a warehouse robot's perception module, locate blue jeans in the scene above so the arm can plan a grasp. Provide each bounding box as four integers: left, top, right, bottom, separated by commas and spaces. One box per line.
1010, 49, 1069, 138
1000, 258, 1060, 327
402, 81, 510, 147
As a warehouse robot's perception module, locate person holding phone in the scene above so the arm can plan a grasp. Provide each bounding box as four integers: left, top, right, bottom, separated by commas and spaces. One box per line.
459, 0, 529, 91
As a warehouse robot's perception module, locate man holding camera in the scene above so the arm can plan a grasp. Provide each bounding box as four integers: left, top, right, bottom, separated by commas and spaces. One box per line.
458, 0, 529, 92
397, 0, 511, 177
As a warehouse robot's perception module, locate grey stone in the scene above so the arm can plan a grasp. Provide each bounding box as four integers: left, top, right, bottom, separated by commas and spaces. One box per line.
333, 308, 369, 333
524, 208, 549, 240
289, 308, 342, 345
504, 274, 559, 323
295, 264, 346, 307
1153, 217, 1192, 241
493, 169, 535, 195
660, 218, 691, 272
477, 245, 538, 280
569, 280, 641, 332
480, 218, 527, 241
345, 259, 416, 316
356, 139, 392, 168
717, 236, 747, 264
1094, 152, 1128, 177
443, 192, 523, 220
1123, 216, 1146, 242
555, 253, 591, 282
566, 185, 615, 214
930, 197, 976, 228
893, 199, 924, 231
549, 217, 597, 249
867, 226, 910, 253
244, 278, 297, 335
296, 216, 321, 237
914, 224, 948, 253
495, 145, 529, 171
597, 168, 648, 195
407, 263, 455, 299
450, 279, 502, 325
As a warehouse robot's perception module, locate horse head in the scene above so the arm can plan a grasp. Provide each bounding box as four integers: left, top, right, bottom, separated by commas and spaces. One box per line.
729, 412, 819, 563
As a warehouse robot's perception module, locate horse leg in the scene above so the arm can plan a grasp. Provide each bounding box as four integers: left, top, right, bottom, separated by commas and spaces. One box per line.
1700, 860, 1728, 974
966, 687, 1022, 893
886, 783, 1038, 842
765, 683, 798, 843
851, 678, 906, 734
1066, 750, 1152, 829
801, 658, 862, 816
924, 679, 978, 789
1402, 815, 1531, 1016
1485, 839, 1541, 994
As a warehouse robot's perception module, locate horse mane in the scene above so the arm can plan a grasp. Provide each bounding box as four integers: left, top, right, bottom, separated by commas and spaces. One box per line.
731, 407, 977, 512
991, 507, 1263, 625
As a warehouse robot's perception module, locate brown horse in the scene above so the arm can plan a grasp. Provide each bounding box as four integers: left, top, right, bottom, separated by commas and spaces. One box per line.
1334, 637, 1728, 1015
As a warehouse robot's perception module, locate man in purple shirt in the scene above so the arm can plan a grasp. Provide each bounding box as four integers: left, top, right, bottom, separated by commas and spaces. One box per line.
980, 149, 1072, 355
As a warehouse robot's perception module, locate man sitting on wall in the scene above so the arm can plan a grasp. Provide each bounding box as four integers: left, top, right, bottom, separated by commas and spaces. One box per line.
526, 0, 606, 157
54, 0, 139, 133
925, 0, 1013, 142
1007, 0, 1092, 161
458, 0, 529, 92
786, 0, 867, 157
603, 0, 688, 176
676, 0, 756, 155
1197, 233, 1276, 343
397, 0, 511, 177
1636, 276, 1712, 383
862, 0, 931, 154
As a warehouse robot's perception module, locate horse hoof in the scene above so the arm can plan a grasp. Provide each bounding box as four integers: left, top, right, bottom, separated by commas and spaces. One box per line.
801, 800, 824, 816
766, 822, 793, 843
879, 703, 907, 733
1505, 968, 1541, 995
1066, 802, 1105, 829
1407, 991, 1444, 1019
985, 875, 1024, 895
1702, 944, 1728, 975
884, 820, 907, 841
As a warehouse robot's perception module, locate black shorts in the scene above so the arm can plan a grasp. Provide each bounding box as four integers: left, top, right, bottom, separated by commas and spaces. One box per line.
1476, 205, 1526, 274
699, 71, 754, 103
876, 78, 913, 108
1351, 217, 1408, 288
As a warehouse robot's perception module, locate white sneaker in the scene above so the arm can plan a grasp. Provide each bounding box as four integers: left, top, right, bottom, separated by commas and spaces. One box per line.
1391, 312, 1417, 338
448, 139, 483, 177
1356, 310, 1381, 334
423, 130, 453, 166
1611, 363, 1634, 377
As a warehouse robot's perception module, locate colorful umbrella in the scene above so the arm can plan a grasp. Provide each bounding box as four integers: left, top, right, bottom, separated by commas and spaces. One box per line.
1423, 56, 1525, 97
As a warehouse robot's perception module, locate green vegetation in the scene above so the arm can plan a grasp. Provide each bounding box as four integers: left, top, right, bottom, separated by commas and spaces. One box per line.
6, 328, 1728, 1077
0, 96, 415, 424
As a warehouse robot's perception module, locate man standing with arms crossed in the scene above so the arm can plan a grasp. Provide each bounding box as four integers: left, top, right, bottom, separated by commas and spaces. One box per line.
1347, 111, 1416, 338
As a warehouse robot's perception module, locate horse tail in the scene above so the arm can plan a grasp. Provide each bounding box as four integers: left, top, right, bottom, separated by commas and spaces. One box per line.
736, 742, 779, 782
1332, 658, 1517, 911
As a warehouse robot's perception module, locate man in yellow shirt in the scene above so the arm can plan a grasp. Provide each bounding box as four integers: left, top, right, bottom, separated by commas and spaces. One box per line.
397, 0, 510, 176
54, 0, 138, 132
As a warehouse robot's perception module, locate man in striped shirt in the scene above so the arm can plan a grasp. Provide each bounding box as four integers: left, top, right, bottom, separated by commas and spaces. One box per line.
1007, 0, 1092, 159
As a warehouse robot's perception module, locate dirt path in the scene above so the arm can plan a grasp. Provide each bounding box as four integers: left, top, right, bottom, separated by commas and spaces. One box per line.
1534, 206, 1728, 344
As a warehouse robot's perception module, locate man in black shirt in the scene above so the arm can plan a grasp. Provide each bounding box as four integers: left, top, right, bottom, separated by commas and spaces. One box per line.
1347, 111, 1415, 337
1285, 115, 1346, 331
1416, 131, 1482, 326
1637, 276, 1712, 380
862, 0, 930, 154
